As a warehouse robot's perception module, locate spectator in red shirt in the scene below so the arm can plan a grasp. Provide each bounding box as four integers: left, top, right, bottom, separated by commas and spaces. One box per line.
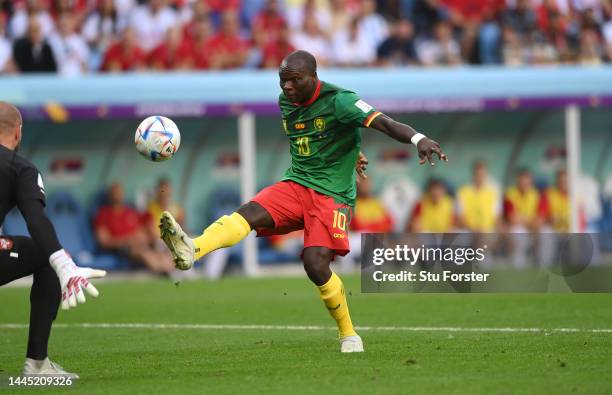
148, 26, 193, 70
206, 0, 240, 13
188, 16, 213, 69
442, 0, 504, 25
51, 0, 88, 22
101, 27, 146, 72
252, 0, 287, 43
207, 10, 249, 69
182, 0, 211, 41
262, 24, 294, 68
94, 182, 174, 274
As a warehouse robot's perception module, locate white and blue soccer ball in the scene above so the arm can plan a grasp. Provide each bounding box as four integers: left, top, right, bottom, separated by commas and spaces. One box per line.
134, 116, 181, 162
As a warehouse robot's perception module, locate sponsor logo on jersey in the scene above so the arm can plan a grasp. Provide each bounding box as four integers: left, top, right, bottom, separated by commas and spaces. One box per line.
294, 123, 306, 130
0, 238, 14, 250
333, 233, 346, 239
354, 99, 373, 113
314, 117, 326, 131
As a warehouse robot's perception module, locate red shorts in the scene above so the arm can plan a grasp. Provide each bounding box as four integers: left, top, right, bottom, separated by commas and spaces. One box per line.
251, 181, 352, 257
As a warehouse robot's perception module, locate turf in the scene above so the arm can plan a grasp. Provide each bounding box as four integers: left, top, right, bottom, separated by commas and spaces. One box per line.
1, 275, 611, 394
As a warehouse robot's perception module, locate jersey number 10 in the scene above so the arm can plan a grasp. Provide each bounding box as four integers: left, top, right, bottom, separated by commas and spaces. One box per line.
333, 210, 347, 231
296, 137, 310, 156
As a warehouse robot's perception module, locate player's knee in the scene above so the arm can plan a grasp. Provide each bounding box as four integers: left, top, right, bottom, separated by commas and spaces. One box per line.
302, 247, 333, 286
237, 202, 274, 229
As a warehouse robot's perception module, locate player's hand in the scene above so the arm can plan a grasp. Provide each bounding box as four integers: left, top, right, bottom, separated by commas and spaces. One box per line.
356, 151, 368, 183
49, 249, 106, 310
417, 138, 448, 166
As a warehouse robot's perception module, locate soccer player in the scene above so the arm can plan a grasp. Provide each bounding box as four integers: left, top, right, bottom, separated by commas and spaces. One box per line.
0, 102, 106, 376
159, 50, 447, 352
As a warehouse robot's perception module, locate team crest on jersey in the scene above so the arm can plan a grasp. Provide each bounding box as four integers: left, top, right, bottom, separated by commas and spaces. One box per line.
0, 238, 14, 250
314, 117, 326, 131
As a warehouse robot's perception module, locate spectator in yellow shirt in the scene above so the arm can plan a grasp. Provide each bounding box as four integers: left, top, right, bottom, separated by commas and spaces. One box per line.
146, 178, 185, 239
504, 169, 540, 232
408, 178, 455, 233
457, 161, 500, 232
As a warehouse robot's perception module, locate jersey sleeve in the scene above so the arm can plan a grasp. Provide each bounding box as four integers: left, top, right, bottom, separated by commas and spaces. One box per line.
16, 165, 46, 205
334, 91, 382, 128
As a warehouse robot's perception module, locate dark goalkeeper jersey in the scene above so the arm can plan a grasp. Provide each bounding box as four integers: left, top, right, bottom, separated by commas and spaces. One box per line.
0, 144, 61, 257
279, 81, 381, 206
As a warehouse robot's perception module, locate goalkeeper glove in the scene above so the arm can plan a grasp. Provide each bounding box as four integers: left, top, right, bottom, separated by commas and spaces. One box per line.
49, 249, 106, 310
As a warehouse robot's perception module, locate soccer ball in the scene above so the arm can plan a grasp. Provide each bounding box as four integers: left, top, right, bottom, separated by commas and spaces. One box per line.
134, 116, 181, 162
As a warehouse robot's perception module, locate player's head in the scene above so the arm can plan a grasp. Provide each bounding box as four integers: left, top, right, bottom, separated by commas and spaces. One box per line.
425, 178, 447, 202
279, 50, 318, 104
0, 102, 23, 152
516, 168, 533, 191
108, 182, 125, 206
157, 177, 173, 204
472, 160, 488, 186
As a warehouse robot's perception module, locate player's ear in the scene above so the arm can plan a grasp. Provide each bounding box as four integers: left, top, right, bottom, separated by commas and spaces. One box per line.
15, 123, 22, 146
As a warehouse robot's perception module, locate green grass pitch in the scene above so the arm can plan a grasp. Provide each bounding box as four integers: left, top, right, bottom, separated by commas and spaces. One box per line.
1, 275, 611, 394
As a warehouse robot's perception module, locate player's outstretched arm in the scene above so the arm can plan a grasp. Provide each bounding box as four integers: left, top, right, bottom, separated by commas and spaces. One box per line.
18, 194, 106, 310
369, 114, 448, 166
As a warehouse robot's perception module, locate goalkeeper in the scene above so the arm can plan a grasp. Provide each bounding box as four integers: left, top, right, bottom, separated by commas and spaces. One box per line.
159, 51, 447, 353
0, 102, 106, 376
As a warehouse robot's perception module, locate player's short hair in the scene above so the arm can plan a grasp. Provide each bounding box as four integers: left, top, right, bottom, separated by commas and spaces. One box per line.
282, 50, 317, 75
0, 102, 22, 135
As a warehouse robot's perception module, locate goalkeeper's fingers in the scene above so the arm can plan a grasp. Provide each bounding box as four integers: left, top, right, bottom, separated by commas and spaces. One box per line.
62, 277, 100, 310
82, 278, 100, 298
67, 281, 78, 308
61, 292, 70, 310
75, 279, 86, 304
82, 268, 107, 279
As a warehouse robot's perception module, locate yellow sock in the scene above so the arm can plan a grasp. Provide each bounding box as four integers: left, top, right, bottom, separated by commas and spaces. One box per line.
193, 212, 251, 260
317, 272, 357, 338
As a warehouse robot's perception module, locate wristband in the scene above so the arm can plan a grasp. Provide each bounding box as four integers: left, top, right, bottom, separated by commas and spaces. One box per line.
411, 133, 426, 146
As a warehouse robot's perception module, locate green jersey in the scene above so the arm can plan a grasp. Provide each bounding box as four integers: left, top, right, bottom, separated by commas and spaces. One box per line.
279, 81, 381, 206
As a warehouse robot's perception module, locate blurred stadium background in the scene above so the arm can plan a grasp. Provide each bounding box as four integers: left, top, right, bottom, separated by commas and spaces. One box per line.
1, 0, 612, 277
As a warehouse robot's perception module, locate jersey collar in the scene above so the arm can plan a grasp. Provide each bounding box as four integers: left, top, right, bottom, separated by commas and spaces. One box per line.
293, 80, 322, 107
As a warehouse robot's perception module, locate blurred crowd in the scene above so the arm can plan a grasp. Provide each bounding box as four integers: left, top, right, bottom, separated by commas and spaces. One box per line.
1, 0, 612, 75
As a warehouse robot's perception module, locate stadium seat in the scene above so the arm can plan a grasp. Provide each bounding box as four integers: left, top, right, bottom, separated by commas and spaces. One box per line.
1, 208, 29, 237
46, 192, 93, 266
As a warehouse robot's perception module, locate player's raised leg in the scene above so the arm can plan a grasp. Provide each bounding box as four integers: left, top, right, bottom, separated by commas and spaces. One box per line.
303, 247, 363, 353
159, 202, 273, 270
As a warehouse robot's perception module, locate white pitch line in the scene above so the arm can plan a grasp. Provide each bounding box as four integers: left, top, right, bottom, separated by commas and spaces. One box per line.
1, 323, 611, 333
